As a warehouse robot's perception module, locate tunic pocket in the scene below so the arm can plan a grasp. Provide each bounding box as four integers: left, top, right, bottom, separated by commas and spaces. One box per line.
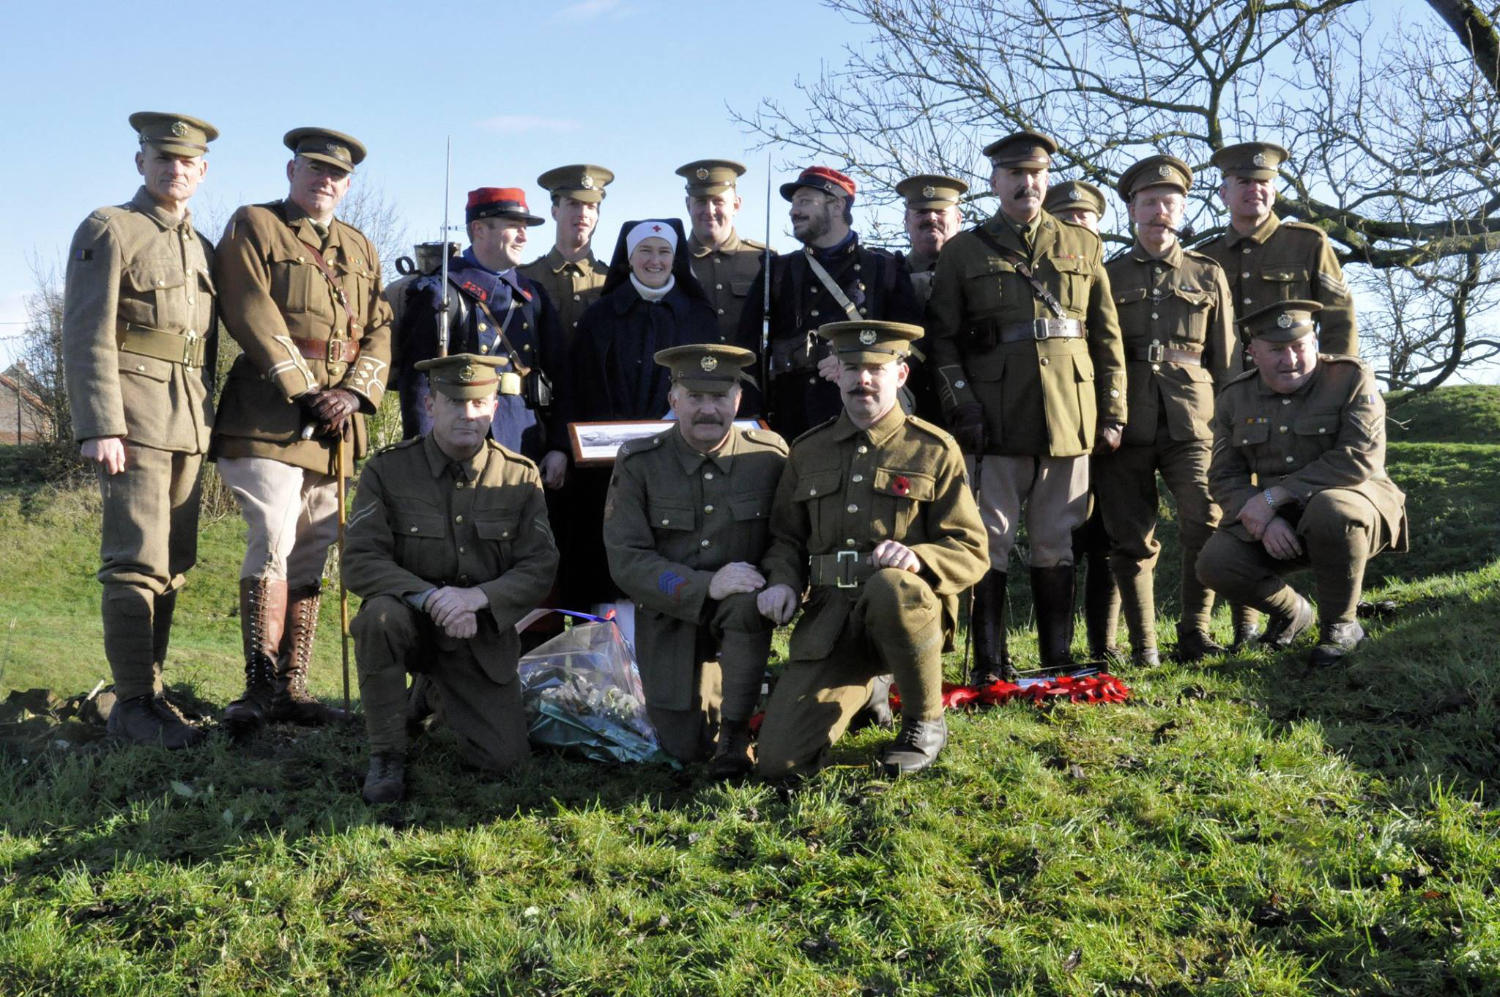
793, 467, 843, 547
872, 467, 934, 538
121, 259, 186, 329
268, 245, 319, 315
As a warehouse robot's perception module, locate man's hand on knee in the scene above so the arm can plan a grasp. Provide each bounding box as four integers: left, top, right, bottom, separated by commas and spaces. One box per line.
1261, 518, 1303, 560
757, 583, 799, 625
871, 540, 920, 573
709, 562, 766, 600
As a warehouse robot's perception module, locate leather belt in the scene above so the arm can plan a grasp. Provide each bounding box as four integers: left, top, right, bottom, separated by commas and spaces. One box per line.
999, 318, 1083, 343
808, 550, 877, 589
117, 323, 207, 368
1128, 343, 1203, 366
292, 336, 361, 365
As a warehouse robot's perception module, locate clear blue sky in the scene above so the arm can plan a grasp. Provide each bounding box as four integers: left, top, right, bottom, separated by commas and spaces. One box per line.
0, 0, 919, 364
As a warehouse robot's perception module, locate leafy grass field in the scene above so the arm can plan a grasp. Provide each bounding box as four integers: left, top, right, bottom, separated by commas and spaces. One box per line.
1, 388, 1498, 995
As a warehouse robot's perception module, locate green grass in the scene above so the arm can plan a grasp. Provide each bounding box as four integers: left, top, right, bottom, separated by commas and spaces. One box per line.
1, 388, 1498, 995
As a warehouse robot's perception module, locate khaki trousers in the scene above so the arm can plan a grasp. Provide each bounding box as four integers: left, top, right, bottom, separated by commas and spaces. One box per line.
353, 594, 529, 774
966, 454, 1089, 569
217, 456, 339, 588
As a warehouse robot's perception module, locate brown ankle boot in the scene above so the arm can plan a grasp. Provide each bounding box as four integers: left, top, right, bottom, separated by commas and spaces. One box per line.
269, 583, 347, 725
223, 577, 286, 733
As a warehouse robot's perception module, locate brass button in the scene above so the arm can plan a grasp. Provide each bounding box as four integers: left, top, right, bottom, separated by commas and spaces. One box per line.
700, 539, 711, 547
704, 504, 715, 513
846, 538, 857, 547
857, 445, 868, 454
846, 503, 858, 513
458, 545, 465, 553
1040, 358, 1049, 366
1285, 456, 1295, 463
955, 379, 966, 389
1279, 426, 1288, 434
660, 518, 670, 526
454, 515, 464, 523
808, 488, 818, 496
704, 471, 714, 480
409, 526, 418, 533
852, 474, 863, 483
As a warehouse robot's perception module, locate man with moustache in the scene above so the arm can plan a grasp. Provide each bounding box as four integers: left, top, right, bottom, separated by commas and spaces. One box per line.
1196, 301, 1405, 666
1042, 178, 1120, 662
755, 321, 987, 778
739, 166, 922, 441
212, 126, 393, 734
603, 345, 786, 775
896, 174, 967, 305
1199, 142, 1357, 359
677, 160, 774, 346
927, 132, 1127, 681
62, 111, 219, 748
395, 187, 569, 489
521, 164, 614, 348
345, 354, 559, 804
1097, 155, 1237, 666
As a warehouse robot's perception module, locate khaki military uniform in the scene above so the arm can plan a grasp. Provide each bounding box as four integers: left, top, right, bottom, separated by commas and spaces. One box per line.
344, 435, 559, 770
755, 406, 988, 776
927, 209, 1127, 565
1199, 214, 1357, 358
62, 186, 217, 699
603, 425, 787, 760
687, 230, 772, 346
211, 200, 392, 589
1197, 357, 1406, 627
520, 247, 607, 349
1095, 242, 1236, 650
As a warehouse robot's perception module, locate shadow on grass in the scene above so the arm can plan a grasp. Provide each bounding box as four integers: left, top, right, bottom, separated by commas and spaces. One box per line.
1228, 563, 1500, 809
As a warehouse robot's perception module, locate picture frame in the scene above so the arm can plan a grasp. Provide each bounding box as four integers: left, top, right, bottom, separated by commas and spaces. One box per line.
568, 419, 768, 465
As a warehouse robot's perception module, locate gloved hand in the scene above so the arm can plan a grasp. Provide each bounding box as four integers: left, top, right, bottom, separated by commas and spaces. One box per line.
948, 403, 987, 454
303, 388, 360, 437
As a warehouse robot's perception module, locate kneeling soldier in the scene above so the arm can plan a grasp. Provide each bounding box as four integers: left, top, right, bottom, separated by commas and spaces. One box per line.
1196, 301, 1406, 666
603, 345, 787, 775
344, 354, 559, 803
755, 321, 988, 777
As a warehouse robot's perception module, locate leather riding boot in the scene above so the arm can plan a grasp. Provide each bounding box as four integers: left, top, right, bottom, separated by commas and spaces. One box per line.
362, 752, 407, 804
709, 719, 755, 779
223, 577, 287, 733
969, 570, 1015, 685
880, 716, 948, 776
270, 583, 348, 725
1082, 556, 1121, 660
1031, 566, 1077, 670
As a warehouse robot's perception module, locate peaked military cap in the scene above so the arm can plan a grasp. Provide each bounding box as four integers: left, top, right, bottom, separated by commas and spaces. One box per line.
414, 353, 512, 399
896, 174, 968, 210
982, 131, 1057, 168
818, 320, 923, 365
537, 164, 614, 203
655, 344, 757, 393
1240, 299, 1322, 344
1117, 154, 1192, 201
129, 111, 218, 157
677, 159, 746, 196
780, 166, 857, 203
1043, 180, 1106, 219
284, 127, 366, 172
1211, 141, 1290, 181
466, 187, 544, 226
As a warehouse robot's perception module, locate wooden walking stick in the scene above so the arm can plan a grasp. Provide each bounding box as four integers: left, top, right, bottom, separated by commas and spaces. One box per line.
336, 424, 351, 713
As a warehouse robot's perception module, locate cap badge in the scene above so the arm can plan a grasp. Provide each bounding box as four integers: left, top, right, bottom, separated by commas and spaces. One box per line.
696, 167, 710, 180
460, 361, 477, 381
700, 356, 719, 372
1157, 165, 1170, 177
1276, 313, 1293, 328
580, 174, 595, 190
1252, 152, 1268, 168
858, 329, 878, 345
170, 121, 188, 138
922, 185, 937, 198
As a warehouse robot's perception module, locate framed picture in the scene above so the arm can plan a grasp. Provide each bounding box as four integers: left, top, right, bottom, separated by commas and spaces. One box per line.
568, 419, 768, 465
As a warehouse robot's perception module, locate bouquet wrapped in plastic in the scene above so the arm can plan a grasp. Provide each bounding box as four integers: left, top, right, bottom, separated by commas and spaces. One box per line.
517, 612, 676, 765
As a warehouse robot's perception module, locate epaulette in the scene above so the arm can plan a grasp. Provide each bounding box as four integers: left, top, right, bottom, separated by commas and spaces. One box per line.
791, 415, 840, 447
375, 436, 424, 456
89, 204, 129, 223
904, 414, 957, 445
483, 438, 542, 472
740, 237, 770, 251
616, 430, 668, 461
740, 427, 789, 454
1318, 353, 1369, 371
1182, 247, 1221, 267
1221, 367, 1260, 391
1281, 220, 1331, 240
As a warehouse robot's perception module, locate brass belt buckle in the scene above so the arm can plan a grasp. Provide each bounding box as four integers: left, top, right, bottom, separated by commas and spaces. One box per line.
327, 339, 346, 364
1146, 342, 1164, 364
181, 331, 199, 369
835, 549, 860, 589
